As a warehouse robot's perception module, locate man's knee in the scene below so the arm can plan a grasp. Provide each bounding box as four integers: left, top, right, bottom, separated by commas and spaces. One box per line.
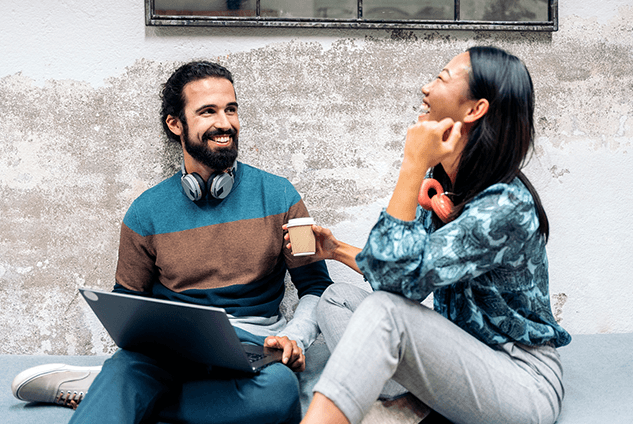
249, 364, 300, 422
100, 349, 172, 386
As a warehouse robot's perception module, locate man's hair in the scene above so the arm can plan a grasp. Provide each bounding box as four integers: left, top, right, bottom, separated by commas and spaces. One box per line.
431, 46, 549, 240
161, 61, 234, 143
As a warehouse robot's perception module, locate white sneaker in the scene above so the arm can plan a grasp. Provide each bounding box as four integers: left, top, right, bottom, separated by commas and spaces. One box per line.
11, 363, 102, 409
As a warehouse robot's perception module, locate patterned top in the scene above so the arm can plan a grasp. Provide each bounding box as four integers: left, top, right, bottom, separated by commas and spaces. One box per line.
356, 178, 571, 348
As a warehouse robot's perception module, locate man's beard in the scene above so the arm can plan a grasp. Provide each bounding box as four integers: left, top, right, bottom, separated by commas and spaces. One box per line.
182, 124, 239, 172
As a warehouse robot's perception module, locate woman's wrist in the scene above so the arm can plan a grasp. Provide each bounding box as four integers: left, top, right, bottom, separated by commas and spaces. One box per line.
386, 164, 427, 221
331, 241, 363, 274
398, 159, 430, 184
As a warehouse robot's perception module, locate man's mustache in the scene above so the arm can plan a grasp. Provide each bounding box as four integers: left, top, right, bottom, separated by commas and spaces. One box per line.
202, 128, 237, 142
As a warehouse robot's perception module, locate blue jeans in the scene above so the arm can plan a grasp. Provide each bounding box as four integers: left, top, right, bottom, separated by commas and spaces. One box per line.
69, 329, 301, 424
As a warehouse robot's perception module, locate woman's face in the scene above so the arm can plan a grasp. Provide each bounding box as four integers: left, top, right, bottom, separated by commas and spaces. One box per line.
419, 52, 476, 178
419, 52, 473, 124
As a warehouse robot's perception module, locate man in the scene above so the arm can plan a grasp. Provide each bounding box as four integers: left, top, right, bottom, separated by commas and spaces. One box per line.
12, 61, 332, 424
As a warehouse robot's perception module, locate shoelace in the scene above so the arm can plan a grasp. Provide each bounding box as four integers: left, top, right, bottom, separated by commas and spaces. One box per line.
55, 390, 84, 410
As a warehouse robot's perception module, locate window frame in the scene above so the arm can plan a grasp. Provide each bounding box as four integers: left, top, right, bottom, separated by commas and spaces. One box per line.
145, 0, 558, 31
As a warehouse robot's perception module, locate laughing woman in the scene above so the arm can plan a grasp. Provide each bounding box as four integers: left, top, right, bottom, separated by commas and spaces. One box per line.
296, 46, 571, 424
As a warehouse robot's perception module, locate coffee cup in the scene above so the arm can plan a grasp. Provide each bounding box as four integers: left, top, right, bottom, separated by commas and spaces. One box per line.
286, 217, 316, 256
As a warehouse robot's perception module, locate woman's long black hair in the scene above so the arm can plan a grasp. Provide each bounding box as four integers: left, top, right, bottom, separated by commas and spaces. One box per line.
431, 46, 549, 241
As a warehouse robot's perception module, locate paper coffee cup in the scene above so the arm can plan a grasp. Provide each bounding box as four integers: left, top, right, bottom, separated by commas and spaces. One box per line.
287, 217, 316, 256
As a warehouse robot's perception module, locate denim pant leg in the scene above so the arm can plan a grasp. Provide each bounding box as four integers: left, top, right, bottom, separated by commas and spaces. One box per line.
155, 327, 301, 424
314, 290, 564, 424
69, 349, 176, 424
156, 362, 301, 424
70, 329, 301, 424
316, 284, 408, 400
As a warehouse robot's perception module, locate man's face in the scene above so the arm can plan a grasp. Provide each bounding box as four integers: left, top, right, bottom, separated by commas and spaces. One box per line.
178, 77, 240, 172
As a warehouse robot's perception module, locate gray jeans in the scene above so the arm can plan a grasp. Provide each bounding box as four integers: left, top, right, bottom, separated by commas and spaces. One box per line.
314, 284, 564, 424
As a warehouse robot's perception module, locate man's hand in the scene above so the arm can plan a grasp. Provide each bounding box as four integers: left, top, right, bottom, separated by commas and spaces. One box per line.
264, 335, 305, 372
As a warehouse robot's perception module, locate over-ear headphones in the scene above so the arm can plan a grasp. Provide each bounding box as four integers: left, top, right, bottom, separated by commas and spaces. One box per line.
418, 178, 454, 223
180, 160, 236, 201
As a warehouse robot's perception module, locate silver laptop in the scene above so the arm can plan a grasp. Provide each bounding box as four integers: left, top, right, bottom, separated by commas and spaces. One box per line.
79, 287, 283, 373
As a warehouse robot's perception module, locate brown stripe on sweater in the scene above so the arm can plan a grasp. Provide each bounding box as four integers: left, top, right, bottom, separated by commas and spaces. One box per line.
115, 200, 320, 293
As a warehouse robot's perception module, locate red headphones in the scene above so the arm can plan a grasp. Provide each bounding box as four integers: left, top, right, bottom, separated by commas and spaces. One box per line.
418, 178, 454, 223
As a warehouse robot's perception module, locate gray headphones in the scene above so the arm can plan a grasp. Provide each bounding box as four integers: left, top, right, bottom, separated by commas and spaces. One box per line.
180, 160, 236, 201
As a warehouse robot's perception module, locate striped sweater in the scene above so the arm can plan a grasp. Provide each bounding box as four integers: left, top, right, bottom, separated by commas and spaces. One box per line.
113, 161, 332, 322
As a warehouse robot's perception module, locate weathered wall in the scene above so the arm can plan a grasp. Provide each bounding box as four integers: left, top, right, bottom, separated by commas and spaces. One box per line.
1, 0, 632, 355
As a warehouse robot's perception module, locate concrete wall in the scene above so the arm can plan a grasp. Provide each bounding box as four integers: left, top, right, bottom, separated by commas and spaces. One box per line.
1, 0, 632, 355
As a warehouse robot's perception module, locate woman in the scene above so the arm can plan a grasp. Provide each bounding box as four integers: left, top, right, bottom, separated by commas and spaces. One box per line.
295, 46, 571, 424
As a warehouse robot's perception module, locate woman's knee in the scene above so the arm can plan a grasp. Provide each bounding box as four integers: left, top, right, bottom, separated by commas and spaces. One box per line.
317, 284, 369, 315
355, 291, 399, 317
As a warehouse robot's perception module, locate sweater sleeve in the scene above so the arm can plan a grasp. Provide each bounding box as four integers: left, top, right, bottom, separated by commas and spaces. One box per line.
275, 294, 320, 352
357, 182, 540, 301
113, 204, 157, 294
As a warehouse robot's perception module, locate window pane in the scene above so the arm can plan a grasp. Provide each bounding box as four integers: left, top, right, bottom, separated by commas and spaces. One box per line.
154, 0, 256, 17
460, 0, 549, 22
259, 0, 357, 19
363, 0, 453, 21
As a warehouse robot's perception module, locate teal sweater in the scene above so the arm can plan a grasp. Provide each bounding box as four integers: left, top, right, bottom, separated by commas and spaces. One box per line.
114, 162, 331, 320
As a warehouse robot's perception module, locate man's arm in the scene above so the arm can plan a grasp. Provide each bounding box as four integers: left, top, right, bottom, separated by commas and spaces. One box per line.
264, 293, 319, 372
283, 259, 331, 346
274, 293, 320, 352
265, 259, 332, 372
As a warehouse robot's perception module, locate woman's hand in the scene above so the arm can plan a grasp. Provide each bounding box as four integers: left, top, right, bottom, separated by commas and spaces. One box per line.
283, 224, 363, 275
283, 224, 339, 260
402, 118, 463, 175
312, 225, 340, 260
387, 119, 463, 221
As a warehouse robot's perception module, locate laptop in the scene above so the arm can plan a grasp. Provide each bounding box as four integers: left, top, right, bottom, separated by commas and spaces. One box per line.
79, 287, 283, 373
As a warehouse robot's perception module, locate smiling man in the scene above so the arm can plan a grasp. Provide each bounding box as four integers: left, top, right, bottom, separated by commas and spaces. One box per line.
11, 61, 333, 424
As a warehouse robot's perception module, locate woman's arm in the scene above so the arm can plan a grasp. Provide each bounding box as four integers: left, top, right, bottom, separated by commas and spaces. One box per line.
387, 119, 463, 221
358, 180, 540, 301
284, 224, 363, 275
312, 225, 363, 274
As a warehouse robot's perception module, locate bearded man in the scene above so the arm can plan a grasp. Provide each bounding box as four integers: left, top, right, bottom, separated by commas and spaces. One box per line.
12, 61, 333, 424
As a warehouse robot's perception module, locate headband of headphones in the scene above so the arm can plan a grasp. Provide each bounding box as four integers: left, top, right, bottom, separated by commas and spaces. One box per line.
180, 160, 237, 202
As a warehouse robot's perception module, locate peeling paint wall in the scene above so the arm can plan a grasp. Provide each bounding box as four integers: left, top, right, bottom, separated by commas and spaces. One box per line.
1, 0, 632, 355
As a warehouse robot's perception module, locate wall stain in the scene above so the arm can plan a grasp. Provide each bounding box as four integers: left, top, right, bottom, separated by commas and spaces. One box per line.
552, 293, 568, 324
549, 165, 570, 182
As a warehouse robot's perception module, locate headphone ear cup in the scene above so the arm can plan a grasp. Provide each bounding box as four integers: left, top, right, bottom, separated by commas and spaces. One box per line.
418, 178, 444, 211
181, 172, 206, 201
418, 178, 454, 223
208, 172, 234, 200
431, 193, 454, 223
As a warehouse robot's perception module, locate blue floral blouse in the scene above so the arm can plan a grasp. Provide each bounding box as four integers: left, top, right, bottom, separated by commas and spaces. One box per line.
356, 178, 571, 348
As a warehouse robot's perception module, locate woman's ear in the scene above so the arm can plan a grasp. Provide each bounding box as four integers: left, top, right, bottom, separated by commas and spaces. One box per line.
463, 99, 489, 124
166, 115, 183, 137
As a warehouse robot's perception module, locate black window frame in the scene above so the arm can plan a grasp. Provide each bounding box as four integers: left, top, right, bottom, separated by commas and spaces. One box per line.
145, 0, 558, 31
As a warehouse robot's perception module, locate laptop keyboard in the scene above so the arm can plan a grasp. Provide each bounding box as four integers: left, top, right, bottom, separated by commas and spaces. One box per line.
246, 351, 266, 363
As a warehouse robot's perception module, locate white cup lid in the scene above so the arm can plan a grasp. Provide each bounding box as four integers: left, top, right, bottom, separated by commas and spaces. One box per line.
287, 217, 315, 227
